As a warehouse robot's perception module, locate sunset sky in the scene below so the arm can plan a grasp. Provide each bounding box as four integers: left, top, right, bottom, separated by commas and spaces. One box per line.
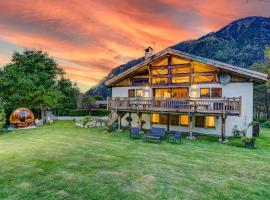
0, 0, 269, 92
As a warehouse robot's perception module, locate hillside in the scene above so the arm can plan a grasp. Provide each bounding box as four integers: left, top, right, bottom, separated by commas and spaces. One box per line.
86, 16, 270, 98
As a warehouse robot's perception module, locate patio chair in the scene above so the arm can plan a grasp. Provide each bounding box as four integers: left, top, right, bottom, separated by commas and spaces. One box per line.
168, 131, 182, 144
130, 127, 142, 139
149, 127, 166, 139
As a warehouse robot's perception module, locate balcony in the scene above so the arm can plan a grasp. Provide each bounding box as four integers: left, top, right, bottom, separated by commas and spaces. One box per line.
107, 97, 241, 116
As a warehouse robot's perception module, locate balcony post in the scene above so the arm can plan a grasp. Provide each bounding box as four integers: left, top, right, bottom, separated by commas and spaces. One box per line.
220, 114, 227, 142
167, 114, 170, 131
187, 113, 195, 140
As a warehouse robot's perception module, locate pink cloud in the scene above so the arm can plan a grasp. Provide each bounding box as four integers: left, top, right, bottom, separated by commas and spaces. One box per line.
0, 0, 269, 91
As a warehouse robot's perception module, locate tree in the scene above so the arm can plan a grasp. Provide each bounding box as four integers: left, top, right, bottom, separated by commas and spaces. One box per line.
56, 78, 80, 110
0, 104, 6, 129
0, 49, 79, 120
250, 48, 270, 119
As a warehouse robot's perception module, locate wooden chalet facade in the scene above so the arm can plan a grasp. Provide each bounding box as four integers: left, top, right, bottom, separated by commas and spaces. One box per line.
106, 47, 268, 140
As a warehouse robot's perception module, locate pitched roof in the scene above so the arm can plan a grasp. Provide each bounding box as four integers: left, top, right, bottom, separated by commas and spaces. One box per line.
106, 48, 268, 86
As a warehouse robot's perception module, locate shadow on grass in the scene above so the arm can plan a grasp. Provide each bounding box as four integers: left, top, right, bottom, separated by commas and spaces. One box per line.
0, 129, 13, 135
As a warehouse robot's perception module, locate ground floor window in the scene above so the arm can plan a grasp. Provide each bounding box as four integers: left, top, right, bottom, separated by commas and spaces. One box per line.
170, 115, 179, 126
151, 114, 168, 125
195, 115, 216, 128
195, 116, 205, 128
159, 114, 168, 125
152, 113, 159, 124
205, 116, 216, 128
180, 115, 189, 126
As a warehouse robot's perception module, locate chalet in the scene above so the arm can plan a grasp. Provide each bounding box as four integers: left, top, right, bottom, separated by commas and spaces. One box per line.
106, 47, 268, 140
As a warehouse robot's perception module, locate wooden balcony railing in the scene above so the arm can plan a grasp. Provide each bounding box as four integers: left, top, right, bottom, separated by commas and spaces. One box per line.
107, 97, 241, 115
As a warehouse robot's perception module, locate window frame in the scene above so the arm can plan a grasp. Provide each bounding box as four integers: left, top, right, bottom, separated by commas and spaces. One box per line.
200, 88, 210, 98
205, 116, 216, 128
180, 115, 189, 126
194, 116, 205, 128
128, 89, 135, 97
211, 88, 222, 98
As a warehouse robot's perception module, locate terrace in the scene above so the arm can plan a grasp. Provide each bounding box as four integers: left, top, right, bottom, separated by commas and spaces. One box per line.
107, 97, 241, 116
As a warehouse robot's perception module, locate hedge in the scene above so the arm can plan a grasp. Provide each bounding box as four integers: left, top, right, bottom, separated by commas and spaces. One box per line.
56, 109, 110, 117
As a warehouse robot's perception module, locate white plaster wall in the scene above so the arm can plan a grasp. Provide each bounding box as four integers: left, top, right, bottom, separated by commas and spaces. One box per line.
189, 83, 253, 136
113, 82, 253, 137
112, 86, 152, 97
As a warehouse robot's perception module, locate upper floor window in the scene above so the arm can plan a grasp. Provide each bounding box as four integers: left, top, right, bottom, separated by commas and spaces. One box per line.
200, 88, 222, 98
193, 75, 216, 83
152, 77, 168, 85
200, 88, 210, 98
171, 67, 190, 74
211, 88, 222, 98
136, 89, 143, 97
154, 89, 171, 98
151, 68, 168, 75
172, 76, 190, 84
172, 88, 189, 98
128, 89, 135, 97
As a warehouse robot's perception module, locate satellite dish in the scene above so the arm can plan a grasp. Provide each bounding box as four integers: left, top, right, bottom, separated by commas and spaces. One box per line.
219, 73, 231, 84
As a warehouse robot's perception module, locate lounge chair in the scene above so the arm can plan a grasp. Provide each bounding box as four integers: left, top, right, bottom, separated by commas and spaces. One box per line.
130, 127, 142, 139
149, 127, 166, 139
143, 127, 166, 144
168, 131, 182, 144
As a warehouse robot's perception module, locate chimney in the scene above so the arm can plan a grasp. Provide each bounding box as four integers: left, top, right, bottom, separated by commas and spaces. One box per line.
144, 46, 153, 59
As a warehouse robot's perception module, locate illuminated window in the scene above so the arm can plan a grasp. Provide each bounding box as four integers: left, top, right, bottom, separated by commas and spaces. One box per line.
180, 115, 189, 126
211, 88, 222, 98
195, 116, 205, 128
171, 56, 190, 65
151, 78, 168, 85
193, 62, 217, 72
200, 88, 210, 98
152, 57, 168, 66
171, 67, 190, 74
152, 114, 159, 124
128, 89, 135, 97
136, 89, 143, 97
170, 115, 179, 126
172, 76, 190, 84
205, 116, 216, 128
154, 89, 171, 98
172, 88, 188, 98
193, 75, 216, 83
151, 68, 168, 75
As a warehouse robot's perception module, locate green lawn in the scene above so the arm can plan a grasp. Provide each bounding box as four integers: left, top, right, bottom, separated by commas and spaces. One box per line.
0, 121, 269, 200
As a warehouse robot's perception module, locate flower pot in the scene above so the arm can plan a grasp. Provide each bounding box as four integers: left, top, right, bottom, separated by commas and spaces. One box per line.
245, 140, 255, 149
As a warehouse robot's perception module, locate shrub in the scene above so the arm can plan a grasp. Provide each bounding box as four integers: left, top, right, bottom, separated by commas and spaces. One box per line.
82, 116, 93, 126
57, 109, 110, 117
0, 105, 6, 129
262, 120, 270, 128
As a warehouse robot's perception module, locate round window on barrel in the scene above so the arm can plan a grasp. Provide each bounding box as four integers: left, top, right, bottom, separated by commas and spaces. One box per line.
10, 108, 35, 128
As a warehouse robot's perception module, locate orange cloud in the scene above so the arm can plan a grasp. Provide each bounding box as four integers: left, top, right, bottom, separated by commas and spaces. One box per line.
0, 0, 269, 92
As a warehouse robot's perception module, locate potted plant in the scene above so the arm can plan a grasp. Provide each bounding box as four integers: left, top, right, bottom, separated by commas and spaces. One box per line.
242, 136, 256, 149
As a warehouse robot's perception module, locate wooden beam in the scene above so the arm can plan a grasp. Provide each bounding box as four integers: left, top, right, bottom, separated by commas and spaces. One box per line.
221, 115, 227, 141
167, 114, 170, 131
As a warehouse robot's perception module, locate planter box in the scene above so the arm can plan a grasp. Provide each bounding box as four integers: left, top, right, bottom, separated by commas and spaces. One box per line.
245, 140, 256, 149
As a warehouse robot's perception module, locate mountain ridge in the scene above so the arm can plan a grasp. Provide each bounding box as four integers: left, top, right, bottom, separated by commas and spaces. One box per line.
86, 16, 270, 98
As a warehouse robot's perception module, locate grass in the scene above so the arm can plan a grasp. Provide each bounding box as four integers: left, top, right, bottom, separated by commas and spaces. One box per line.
0, 121, 269, 200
